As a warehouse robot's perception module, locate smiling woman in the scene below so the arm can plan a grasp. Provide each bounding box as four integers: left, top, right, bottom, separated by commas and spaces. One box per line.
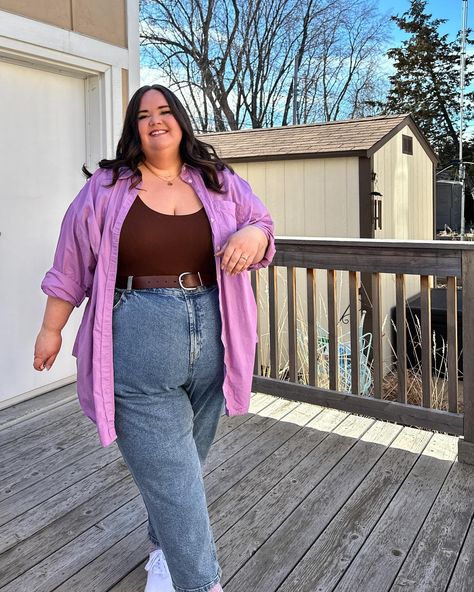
34, 84, 275, 592
137, 91, 183, 160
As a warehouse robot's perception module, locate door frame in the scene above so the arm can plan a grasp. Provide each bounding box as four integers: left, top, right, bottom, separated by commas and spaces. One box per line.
0, 11, 130, 407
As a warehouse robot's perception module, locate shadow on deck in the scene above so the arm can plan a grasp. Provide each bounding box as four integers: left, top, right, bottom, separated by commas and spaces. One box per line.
1, 384, 474, 592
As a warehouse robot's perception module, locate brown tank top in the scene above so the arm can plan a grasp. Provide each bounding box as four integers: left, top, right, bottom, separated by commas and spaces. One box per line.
116, 196, 217, 281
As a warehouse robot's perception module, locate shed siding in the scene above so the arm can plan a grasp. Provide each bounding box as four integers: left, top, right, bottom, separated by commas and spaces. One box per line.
232, 157, 359, 238
372, 125, 434, 370
373, 125, 433, 241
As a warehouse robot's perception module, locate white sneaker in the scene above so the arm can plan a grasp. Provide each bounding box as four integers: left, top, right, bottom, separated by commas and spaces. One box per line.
144, 548, 174, 592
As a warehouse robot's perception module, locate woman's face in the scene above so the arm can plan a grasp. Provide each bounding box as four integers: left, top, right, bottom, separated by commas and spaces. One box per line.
137, 89, 183, 160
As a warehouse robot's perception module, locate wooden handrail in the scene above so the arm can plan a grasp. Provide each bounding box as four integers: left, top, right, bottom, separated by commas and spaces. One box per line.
252, 238, 474, 464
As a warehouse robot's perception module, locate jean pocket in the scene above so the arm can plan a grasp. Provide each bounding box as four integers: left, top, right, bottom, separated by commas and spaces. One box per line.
113, 288, 127, 311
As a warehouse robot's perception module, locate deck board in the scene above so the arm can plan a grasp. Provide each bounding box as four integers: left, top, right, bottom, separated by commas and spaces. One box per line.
223, 419, 401, 591
391, 461, 474, 592
277, 426, 432, 592
333, 434, 457, 592
1, 391, 473, 592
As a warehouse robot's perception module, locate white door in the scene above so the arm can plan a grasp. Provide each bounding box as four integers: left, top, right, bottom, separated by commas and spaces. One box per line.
0, 59, 88, 405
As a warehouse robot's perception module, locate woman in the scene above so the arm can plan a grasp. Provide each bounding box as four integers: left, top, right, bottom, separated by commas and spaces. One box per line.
33, 84, 275, 592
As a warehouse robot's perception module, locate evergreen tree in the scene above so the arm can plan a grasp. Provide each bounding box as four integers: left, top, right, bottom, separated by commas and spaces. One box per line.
384, 0, 473, 166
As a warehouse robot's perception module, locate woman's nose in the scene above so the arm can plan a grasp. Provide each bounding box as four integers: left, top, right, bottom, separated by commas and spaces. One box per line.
149, 112, 163, 125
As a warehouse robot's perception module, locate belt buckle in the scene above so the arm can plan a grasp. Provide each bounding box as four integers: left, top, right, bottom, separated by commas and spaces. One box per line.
178, 271, 203, 291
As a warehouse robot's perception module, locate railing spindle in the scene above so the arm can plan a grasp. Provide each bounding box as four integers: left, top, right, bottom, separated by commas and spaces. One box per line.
462, 251, 474, 444
372, 273, 383, 398
307, 268, 317, 387
349, 271, 360, 395
420, 275, 432, 408
268, 266, 279, 380
396, 274, 407, 404
287, 267, 297, 382
327, 270, 338, 391
447, 276, 458, 413
251, 270, 260, 376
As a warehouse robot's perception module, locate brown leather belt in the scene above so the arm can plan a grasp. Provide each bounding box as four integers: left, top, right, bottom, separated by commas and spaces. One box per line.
116, 272, 216, 290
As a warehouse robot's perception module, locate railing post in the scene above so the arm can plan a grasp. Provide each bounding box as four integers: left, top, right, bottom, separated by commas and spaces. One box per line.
458, 250, 474, 463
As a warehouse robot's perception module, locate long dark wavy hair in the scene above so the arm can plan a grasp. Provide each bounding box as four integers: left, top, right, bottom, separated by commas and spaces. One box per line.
82, 84, 233, 192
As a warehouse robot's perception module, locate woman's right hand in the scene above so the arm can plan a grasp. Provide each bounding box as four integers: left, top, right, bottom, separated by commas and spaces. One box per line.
33, 328, 62, 371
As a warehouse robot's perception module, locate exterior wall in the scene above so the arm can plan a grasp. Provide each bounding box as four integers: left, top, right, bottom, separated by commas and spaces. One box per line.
232, 157, 360, 238
0, 2, 139, 408
373, 125, 433, 241
0, 0, 127, 47
373, 126, 435, 371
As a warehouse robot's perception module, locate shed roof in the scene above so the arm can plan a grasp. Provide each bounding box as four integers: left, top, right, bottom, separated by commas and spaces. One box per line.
197, 113, 437, 163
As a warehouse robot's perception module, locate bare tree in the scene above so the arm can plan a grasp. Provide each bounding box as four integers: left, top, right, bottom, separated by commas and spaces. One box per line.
140, 0, 389, 130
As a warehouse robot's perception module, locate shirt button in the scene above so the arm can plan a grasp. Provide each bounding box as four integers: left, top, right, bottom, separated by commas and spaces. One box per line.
211, 218, 215, 222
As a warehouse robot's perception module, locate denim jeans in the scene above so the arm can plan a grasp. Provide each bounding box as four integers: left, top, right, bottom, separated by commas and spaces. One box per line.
112, 284, 225, 592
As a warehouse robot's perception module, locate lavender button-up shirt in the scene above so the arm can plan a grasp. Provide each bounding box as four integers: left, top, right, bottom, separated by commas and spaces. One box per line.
41, 165, 275, 446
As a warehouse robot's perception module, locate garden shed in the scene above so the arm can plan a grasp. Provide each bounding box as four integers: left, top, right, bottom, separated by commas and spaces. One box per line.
201, 113, 437, 241
200, 114, 438, 374
0, 0, 139, 409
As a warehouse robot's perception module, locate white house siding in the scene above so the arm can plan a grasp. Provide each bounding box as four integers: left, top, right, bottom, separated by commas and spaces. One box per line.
0, 3, 139, 408
0, 61, 87, 406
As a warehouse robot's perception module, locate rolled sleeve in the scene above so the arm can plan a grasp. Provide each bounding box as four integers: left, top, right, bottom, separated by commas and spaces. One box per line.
41, 177, 101, 307
41, 268, 86, 307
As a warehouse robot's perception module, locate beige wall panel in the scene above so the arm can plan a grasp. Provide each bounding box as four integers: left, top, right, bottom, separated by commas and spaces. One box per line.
324, 158, 354, 237
232, 162, 248, 178
284, 160, 306, 235
265, 162, 287, 234
122, 68, 129, 118
234, 157, 359, 239
374, 125, 433, 242
72, 0, 127, 47
246, 162, 267, 210
345, 158, 360, 237
0, 0, 72, 29
303, 159, 326, 236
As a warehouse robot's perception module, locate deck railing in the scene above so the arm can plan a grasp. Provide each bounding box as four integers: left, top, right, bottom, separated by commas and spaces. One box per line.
251, 238, 474, 463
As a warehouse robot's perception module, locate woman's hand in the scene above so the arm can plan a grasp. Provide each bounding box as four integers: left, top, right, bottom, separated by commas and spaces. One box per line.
215, 225, 268, 275
33, 328, 62, 371
33, 296, 73, 371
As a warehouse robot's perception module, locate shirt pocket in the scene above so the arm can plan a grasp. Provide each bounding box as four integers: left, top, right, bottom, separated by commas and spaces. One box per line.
213, 200, 238, 236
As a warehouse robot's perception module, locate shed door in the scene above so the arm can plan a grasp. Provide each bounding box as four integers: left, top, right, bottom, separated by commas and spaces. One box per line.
0, 59, 87, 405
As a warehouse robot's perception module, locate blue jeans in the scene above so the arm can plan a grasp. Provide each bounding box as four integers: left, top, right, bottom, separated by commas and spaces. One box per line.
112, 284, 225, 592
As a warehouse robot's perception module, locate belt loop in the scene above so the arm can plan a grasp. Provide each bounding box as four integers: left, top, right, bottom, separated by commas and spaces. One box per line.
127, 276, 133, 291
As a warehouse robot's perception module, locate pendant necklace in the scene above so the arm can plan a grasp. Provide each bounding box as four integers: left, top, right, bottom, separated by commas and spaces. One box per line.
144, 162, 182, 185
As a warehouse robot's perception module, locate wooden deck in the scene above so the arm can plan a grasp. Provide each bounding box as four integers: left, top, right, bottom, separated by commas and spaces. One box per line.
1, 385, 474, 592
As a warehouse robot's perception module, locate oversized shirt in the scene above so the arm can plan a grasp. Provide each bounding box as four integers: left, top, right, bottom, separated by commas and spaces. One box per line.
41, 165, 276, 447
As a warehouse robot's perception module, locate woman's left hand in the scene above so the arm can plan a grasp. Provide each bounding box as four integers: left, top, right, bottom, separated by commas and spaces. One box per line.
215, 225, 268, 275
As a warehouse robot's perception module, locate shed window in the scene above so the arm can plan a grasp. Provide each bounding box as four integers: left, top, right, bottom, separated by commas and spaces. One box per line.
402, 134, 413, 155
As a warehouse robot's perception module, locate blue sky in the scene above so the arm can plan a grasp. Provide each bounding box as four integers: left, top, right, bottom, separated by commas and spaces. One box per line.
378, 0, 470, 42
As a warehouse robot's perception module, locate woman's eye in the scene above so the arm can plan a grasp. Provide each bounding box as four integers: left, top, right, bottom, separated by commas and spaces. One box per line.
138, 115, 149, 120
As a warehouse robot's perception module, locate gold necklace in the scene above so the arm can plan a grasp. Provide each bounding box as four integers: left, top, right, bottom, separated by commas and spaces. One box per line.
143, 162, 182, 186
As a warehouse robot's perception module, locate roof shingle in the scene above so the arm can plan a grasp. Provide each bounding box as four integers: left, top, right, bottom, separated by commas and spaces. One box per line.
197, 114, 416, 160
